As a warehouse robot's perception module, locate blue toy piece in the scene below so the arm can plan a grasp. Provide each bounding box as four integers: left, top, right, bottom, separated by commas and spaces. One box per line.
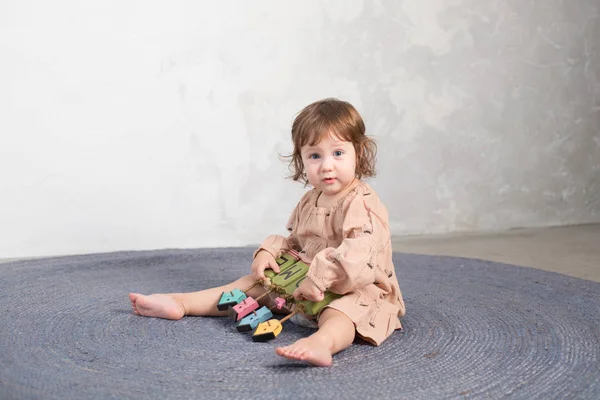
236, 306, 273, 332
217, 289, 247, 311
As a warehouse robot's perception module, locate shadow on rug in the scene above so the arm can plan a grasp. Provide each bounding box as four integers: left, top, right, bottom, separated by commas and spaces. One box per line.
0, 248, 599, 399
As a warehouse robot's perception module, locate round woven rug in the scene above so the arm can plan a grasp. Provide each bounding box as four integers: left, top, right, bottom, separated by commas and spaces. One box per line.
0, 248, 599, 399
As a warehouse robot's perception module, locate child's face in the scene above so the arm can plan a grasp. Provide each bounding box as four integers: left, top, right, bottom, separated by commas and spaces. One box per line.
300, 132, 357, 200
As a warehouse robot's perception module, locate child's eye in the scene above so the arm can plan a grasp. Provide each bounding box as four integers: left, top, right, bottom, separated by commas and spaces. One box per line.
333, 150, 344, 157
309, 153, 320, 160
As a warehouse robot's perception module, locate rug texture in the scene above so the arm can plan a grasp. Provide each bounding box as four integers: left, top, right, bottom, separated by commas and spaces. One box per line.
0, 248, 599, 400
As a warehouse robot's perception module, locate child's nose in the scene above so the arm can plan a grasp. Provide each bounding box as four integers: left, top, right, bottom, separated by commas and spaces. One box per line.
321, 156, 334, 170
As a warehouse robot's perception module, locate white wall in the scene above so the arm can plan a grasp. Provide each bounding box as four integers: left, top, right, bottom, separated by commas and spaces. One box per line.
1, 0, 599, 258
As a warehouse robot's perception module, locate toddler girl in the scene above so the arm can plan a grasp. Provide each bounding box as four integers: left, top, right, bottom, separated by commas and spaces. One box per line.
129, 98, 405, 367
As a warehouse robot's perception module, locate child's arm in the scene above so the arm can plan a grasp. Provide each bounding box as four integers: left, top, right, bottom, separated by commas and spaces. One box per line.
253, 234, 298, 260
306, 191, 389, 295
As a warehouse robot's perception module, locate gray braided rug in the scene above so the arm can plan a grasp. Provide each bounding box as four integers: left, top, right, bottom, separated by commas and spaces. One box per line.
1, 248, 599, 400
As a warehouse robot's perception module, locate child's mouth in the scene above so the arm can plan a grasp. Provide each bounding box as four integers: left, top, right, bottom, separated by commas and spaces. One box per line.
323, 178, 336, 184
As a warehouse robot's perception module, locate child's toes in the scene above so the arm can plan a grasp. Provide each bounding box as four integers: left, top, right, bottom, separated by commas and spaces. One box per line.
293, 348, 306, 358
277, 346, 291, 357
286, 346, 297, 355
290, 347, 302, 358
296, 349, 309, 360
286, 347, 300, 358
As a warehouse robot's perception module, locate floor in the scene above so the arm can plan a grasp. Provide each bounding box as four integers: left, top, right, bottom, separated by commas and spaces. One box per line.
2, 224, 599, 283
392, 223, 600, 283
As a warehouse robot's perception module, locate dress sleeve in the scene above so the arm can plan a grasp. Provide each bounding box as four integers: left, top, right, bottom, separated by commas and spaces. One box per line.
306, 189, 390, 294
253, 194, 304, 259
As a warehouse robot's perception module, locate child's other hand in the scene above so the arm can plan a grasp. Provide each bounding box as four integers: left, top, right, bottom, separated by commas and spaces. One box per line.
293, 278, 325, 303
251, 250, 280, 280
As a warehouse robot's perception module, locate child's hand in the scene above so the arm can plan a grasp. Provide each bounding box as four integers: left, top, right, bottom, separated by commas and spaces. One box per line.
251, 250, 280, 280
293, 278, 325, 303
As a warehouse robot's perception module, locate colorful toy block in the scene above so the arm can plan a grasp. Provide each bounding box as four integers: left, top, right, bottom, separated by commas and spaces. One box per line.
236, 306, 273, 332
229, 297, 259, 321
274, 297, 286, 310
218, 251, 342, 341
217, 289, 247, 311
265, 257, 341, 316
252, 319, 283, 342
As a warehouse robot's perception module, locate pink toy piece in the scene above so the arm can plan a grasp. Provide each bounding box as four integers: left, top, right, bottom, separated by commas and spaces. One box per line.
274, 297, 286, 310
230, 297, 259, 321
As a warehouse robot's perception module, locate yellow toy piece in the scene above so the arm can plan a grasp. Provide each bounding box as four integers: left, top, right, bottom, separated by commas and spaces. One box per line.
252, 319, 284, 342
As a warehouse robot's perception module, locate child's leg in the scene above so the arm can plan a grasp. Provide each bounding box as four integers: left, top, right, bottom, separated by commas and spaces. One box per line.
275, 308, 355, 367
129, 274, 265, 319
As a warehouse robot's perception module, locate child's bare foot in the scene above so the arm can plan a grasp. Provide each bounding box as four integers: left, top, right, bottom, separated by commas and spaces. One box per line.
275, 336, 333, 367
129, 293, 185, 320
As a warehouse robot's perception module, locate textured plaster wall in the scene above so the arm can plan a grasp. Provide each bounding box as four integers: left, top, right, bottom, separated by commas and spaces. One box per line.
1, 1, 599, 258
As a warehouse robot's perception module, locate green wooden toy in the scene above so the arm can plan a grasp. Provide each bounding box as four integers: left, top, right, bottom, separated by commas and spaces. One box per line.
263, 253, 341, 317
217, 250, 341, 341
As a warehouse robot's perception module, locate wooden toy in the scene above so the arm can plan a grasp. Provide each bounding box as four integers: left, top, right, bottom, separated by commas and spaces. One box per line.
217, 250, 341, 341
236, 306, 273, 332
229, 297, 259, 321
217, 288, 247, 311
229, 289, 274, 321
274, 297, 286, 310
252, 311, 298, 342
262, 251, 341, 318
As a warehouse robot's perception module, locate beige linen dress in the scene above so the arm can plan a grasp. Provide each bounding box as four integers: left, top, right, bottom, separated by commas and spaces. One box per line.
255, 180, 405, 345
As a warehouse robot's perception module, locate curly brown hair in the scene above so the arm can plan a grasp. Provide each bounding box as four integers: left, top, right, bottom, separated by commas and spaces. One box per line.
281, 98, 377, 185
